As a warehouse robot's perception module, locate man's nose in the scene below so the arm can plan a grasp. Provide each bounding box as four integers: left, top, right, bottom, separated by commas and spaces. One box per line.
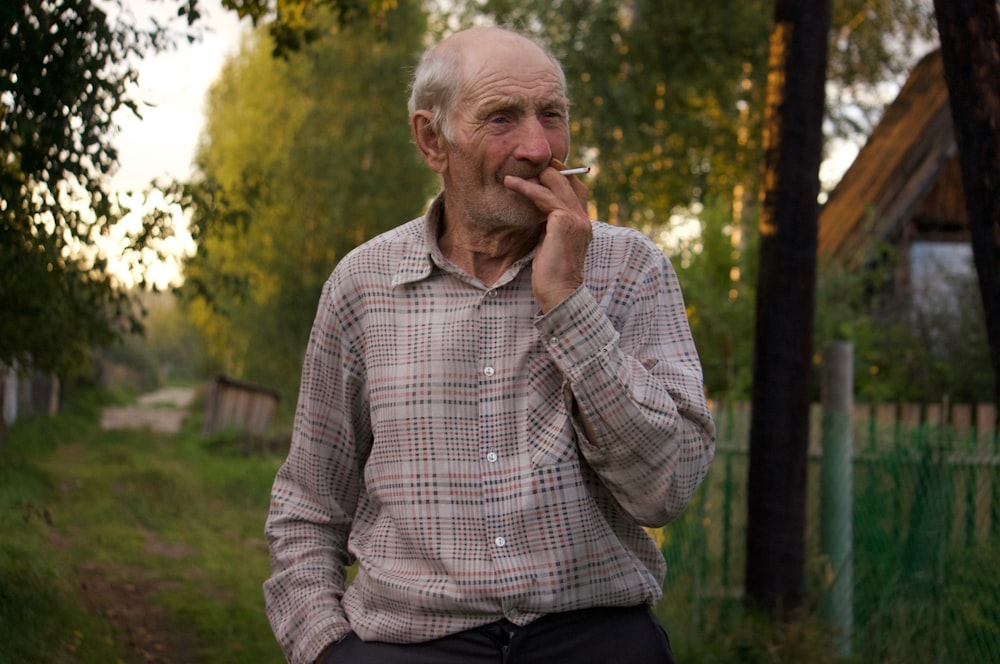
513, 116, 553, 164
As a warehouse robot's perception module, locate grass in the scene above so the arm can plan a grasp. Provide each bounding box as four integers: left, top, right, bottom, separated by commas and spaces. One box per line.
0, 392, 286, 663
0, 390, 841, 664
7, 387, 941, 663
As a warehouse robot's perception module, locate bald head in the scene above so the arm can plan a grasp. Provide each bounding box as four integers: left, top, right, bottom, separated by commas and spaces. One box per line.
408, 26, 567, 144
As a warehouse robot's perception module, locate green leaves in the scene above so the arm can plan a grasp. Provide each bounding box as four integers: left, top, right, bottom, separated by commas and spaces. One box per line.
459, 0, 773, 229
0, 0, 189, 375
180, 2, 433, 399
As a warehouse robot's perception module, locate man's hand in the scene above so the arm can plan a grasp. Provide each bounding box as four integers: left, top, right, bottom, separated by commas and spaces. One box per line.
503, 159, 592, 313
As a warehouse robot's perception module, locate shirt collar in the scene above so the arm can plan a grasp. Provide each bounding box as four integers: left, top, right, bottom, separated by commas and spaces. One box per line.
391, 193, 538, 290
391, 194, 445, 288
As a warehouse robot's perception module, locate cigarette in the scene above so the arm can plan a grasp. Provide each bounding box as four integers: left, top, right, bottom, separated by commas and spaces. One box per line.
558, 167, 591, 175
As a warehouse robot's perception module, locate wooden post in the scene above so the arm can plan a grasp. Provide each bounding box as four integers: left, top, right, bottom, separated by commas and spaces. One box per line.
821, 342, 854, 657
975, 404, 996, 540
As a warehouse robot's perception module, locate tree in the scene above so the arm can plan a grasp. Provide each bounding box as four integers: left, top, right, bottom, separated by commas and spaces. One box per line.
932, 0, 1000, 407
192, 1, 937, 403
745, 0, 831, 617
457, 0, 773, 232
827, 0, 939, 141
1, 0, 186, 377
673, 198, 758, 400
179, 0, 433, 400
213, 0, 400, 54
449, 0, 935, 402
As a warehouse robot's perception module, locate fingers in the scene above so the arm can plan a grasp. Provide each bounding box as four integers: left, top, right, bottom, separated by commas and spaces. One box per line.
503, 161, 589, 217
565, 172, 588, 210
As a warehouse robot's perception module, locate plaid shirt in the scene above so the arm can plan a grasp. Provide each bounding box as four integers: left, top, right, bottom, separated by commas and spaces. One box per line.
264, 196, 716, 664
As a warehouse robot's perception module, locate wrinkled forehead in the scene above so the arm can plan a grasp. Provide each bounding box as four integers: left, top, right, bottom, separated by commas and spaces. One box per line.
446, 29, 564, 88
454, 34, 567, 108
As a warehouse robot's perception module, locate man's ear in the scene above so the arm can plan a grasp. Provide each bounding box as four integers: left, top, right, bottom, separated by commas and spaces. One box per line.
411, 111, 448, 174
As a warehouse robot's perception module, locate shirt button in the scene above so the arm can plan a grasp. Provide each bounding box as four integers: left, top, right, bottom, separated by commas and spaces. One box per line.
548, 336, 559, 347
486, 452, 498, 463
494, 536, 506, 547
508, 608, 520, 618
483, 365, 495, 377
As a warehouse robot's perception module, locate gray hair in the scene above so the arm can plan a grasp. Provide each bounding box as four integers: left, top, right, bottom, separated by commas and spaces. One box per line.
407, 27, 567, 144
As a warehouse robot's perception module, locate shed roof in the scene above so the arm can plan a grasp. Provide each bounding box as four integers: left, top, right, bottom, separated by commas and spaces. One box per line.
818, 50, 965, 268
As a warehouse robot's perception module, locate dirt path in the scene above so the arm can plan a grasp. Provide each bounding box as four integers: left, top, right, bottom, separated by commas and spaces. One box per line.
100, 386, 197, 434
75, 558, 198, 663
79, 387, 204, 661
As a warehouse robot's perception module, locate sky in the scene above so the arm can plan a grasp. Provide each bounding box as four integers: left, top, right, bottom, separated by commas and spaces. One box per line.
112, 0, 246, 192
105, 1, 247, 287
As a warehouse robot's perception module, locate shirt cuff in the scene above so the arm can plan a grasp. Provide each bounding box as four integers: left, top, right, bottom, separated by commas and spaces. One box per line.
535, 286, 619, 377
299, 617, 352, 664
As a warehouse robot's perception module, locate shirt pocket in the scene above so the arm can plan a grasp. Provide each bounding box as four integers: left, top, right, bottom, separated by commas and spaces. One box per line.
526, 356, 578, 467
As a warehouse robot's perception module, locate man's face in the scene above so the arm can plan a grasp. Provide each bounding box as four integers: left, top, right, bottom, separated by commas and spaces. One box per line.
441, 37, 571, 232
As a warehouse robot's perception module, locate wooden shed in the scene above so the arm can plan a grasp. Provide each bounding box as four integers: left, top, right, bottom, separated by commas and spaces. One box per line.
202, 374, 280, 436
818, 49, 969, 283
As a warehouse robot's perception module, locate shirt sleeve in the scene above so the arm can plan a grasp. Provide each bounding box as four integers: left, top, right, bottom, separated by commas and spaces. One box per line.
535, 239, 716, 527
263, 277, 367, 664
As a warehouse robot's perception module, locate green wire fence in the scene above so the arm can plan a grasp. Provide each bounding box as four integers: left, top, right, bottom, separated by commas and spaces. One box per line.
655, 399, 1000, 663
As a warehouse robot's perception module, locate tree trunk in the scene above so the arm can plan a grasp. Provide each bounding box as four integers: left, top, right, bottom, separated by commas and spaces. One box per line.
932, 0, 1000, 408
745, 0, 831, 617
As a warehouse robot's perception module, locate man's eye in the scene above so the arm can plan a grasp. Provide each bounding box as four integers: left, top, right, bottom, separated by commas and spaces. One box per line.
489, 115, 511, 125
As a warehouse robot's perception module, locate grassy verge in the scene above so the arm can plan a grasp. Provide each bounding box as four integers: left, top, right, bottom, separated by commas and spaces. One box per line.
2, 388, 862, 664
0, 394, 285, 663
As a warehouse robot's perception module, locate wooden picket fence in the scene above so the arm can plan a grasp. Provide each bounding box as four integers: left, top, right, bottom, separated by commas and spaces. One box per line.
714, 399, 998, 455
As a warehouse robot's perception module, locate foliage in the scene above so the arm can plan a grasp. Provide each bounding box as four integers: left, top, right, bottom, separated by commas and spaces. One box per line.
447, 0, 935, 407
454, 0, 771, 231
178, 1, 434, 400
198, 0, 935, 223
815, 253, 992, 404
453, 0, 933, 219
0, 0, 194, 376
674, 198, 758, 401
88, 291, 212, 397
176, 0, 942, 406
686, 239, 993, 406
138, 290, 212, 383
212, 0, 401, 54
97, 329, 163, 392
691, 609, 843, 664
679, 226, 992, 405
827, 0, 939, 141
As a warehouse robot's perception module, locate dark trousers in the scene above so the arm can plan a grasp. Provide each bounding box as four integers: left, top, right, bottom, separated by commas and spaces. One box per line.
321, 604, 676, 664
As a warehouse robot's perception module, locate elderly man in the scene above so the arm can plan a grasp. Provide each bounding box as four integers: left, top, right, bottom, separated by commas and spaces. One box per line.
264, 25, 715, 664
